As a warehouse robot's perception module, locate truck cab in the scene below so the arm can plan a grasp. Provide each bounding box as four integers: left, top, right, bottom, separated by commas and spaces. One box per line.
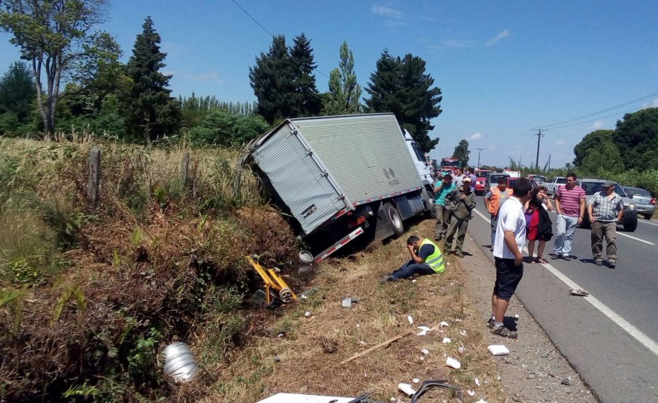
402, 129, 433, 187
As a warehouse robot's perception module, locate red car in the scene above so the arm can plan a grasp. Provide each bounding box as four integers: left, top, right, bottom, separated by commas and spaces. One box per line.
474, 169, 493, 195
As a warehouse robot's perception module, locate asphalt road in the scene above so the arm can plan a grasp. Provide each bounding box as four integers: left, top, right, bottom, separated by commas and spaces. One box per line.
466, 200, 658, 403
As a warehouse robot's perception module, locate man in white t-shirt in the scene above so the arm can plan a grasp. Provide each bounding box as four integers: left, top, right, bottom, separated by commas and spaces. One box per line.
488, 178, 533, 339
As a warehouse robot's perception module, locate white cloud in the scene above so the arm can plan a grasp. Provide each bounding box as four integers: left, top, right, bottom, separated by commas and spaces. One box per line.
467, 132, 483, 141
485, 29, 510, 47
371, 5, 403, 19
554, 140, 566, 146
488, 145, 498, 151
593, 121, 604, 129
183, 71, 220, 82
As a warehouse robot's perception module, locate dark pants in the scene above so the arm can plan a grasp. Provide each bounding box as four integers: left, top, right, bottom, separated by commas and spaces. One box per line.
445, 216, 469, 253
390, 260, 435, 280
591, 221, 617, 262
434, 204, 452, 240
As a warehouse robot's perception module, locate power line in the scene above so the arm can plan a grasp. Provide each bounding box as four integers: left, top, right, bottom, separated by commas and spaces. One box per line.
545, 104, 651, 131
230, 0, 329, 79
540, 90, 658, 129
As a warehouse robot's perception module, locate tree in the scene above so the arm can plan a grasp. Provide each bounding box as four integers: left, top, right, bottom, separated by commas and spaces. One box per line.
126, 16, 180, 144
290, 33, 321, 117
573, 129, 615, 167
189, 109, 268, 147
614, 107, 658, 170
0, 61, 35, 120
580, 140, 624, 174
250, 35, 295, 124
323, 41, 362, 115
452, 139, 470, 167
0, 0, 109, 135
364, 50, 442, 152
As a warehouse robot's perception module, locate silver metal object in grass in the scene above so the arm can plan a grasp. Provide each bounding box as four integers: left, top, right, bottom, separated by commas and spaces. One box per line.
160, 342, 199, 382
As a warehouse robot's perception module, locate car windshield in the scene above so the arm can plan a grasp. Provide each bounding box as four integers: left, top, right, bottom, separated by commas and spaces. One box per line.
556, 177, 567, 184
532, 175, 546, 182
625, 187, 651, 197
489, 174, 508, 182
476, 171, 491, 178
581, 181, 626, 197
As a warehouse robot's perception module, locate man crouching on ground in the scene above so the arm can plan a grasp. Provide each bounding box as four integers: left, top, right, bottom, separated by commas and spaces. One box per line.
381, 236, 445, 282
489, 178, 533, 338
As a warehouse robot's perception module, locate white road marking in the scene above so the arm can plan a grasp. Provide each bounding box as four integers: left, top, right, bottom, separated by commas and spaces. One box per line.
472, 207, 658, 358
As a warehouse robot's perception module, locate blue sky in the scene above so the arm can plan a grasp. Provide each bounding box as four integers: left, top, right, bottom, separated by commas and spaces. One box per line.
2, 1, 658, 168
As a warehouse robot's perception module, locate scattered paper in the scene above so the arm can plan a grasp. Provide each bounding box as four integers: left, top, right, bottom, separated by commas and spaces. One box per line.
412, 378, 419, 384
458, 346, 465, 354
408, 315, 414, 325
514, 314, 520, 319
421, 349, 429, 355
454, 319, 462, 322
475, 378, 481, 386
398, 383, 416, 396
460, 330, 467, 336
446, 357, 461, 369
304, 311, 311, 318
442, 337, 451, 344
467, 390, 475, 396
412, 279, 417, 283
475, 399, 489, 403
439, 321, 449, 327
488, 345, 510, 356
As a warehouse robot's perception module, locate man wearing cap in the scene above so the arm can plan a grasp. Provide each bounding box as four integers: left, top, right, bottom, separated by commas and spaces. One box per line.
588, 181, 624, 268
444, 176, 476, 257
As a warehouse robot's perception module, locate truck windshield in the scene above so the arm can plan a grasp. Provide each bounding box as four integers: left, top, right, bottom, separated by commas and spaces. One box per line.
410, 142, 425, 162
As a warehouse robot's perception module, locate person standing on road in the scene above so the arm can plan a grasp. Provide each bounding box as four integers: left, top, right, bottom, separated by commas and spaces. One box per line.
452, 168, 465, 189
588, 181, 624, 268
444, 176, 476, 258
433, 174, 455, 241
468, 167, 477, 192
484, 177, 513, 251
490, 178, 533, 339
552, 173, 586, 261
525, 186, 554, 263
381, 235, 445, 282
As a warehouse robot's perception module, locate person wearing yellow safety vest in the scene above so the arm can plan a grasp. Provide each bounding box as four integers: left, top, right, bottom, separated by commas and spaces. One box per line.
381, 236, 445, 282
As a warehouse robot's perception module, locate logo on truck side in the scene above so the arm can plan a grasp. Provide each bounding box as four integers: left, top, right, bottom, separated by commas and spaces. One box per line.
383, 167, 399, 186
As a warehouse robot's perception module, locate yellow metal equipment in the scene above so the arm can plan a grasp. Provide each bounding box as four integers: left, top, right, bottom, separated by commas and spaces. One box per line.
246, 255, 297, 305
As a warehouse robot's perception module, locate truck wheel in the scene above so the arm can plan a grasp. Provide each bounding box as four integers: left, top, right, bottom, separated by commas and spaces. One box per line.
623, 220, 638, 232
384, 203, 404, 236
425, 189, 437, 219
644, 214, 653, 220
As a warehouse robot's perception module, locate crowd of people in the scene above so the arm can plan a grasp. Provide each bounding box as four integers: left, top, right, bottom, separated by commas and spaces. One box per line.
382, 169, 627, 339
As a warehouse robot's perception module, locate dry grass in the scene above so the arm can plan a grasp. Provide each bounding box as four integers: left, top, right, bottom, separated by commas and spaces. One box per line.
201, 219, 508, 403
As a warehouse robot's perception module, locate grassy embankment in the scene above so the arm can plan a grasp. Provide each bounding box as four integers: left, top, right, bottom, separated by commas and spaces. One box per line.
0, 136, 299, 402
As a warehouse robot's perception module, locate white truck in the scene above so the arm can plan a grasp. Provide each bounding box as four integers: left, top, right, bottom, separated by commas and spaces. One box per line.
244, 113, 435, 265
542, 176, 567, 196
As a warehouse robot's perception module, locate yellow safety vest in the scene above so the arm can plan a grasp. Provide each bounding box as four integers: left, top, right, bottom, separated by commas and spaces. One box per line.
421, 238, 445, 273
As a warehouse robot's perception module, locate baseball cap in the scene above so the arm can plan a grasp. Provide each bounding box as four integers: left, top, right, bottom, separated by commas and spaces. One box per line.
602, 180, 615, 187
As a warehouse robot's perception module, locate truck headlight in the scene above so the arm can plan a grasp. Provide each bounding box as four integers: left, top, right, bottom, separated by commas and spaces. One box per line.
629, 203, 636, 210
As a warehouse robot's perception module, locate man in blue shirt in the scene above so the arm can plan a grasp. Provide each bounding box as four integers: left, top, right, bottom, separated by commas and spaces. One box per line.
433, 174, 455, 241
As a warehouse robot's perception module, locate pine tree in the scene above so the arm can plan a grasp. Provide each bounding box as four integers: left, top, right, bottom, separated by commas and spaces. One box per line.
0, 61, 35, 120
249, 35, 295, 124
364, 51, 442, 153
323, 41, 362, 115
290, 33, 321, 117
126, 16, 180, 144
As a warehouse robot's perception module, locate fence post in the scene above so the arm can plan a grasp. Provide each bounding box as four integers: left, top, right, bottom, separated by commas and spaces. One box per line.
181, 152, 190, 189
88, 146, 101, 206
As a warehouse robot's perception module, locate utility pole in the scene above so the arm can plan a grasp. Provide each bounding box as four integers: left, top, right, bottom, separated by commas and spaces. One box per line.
531, 128, 546, 171
548, 154, 551, 171
476, 148, 485, 168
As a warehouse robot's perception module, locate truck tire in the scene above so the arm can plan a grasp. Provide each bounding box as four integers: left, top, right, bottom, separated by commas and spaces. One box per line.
425, 189, 437, 219
644, 214, 653, 220
384, 203, 404, 237
623, 220, 637, 232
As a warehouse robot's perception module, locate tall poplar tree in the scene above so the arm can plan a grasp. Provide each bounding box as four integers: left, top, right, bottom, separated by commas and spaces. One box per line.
249, 35, 294, 124
126, 16, 180, 144
323, 41, 362, 115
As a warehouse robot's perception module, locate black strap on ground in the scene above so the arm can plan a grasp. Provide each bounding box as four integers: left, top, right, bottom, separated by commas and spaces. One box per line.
411, 379, 463, 402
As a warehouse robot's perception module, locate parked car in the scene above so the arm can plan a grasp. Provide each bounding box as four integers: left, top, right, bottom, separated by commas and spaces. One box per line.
623, 186, 655, 220
483, 172, 510, 196
577, 179, 638, 232
543, 176, 567, 196
528, 174, 547, 183
474, 169, 493, 195
507, 177, 539, 191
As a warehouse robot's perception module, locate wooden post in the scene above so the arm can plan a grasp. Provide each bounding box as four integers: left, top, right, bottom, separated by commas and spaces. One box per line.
88, 147, 101, 206
181, 152, 190, 189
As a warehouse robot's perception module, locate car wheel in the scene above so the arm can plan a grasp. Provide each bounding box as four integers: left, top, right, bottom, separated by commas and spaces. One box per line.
644, 214, 653, 220
383, 203, 404, 237
623, 221, 638, 232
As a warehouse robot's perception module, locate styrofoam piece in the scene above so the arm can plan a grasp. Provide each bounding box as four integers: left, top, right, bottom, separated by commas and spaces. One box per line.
416, 326, 430, 336
446, 357, 461, 369
467, 390, 475, 396
475, 377, 481, 386
421, 349, 429, 355
475, 399, 489, 403
412, 378, 419, 384
398, 383, 416, 396
256, 393, 355, 403
408, 315, 414, 325
460, 330, 467, 336
305, 311, 312, 318
439, 321, 449, 327
442, 337, 451, 344
458, 346, 465, 354
514, 314, 520, 319
488, 345, 510, 356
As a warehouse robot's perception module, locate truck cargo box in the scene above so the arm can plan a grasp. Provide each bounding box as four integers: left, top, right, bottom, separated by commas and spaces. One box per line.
249, 114, 424, 236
